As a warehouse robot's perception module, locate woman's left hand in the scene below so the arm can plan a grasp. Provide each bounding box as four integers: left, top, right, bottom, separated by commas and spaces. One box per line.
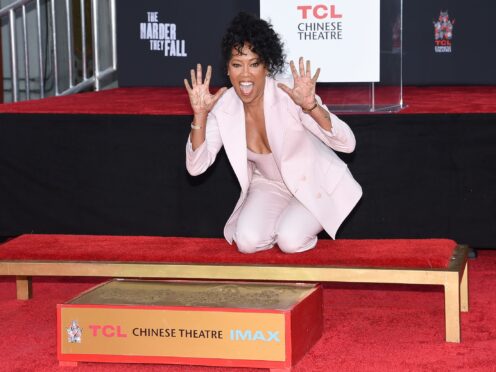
277, 57, 320, 111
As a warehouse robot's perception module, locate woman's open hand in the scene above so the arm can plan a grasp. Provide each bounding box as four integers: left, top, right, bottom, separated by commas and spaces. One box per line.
277, 57, 320, 111
184, 64, 227, 116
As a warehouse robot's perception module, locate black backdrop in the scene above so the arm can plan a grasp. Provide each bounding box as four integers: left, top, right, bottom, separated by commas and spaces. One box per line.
403, 1, 496, 85
117, 0, 258, 87
1, 113, 495, 248
117, 0, 496, 86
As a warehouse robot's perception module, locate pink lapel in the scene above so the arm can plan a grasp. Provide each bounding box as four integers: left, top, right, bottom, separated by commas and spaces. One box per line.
215, 89, 249, 191
263, 77, 289, 166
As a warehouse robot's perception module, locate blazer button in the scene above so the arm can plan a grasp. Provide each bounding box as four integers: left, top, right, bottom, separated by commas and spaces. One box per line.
316, 192, 322, 199
300, 175, 307, 181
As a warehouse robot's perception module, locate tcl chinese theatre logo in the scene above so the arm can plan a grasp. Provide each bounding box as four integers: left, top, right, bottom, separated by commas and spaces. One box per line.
296, 4, 343, 40
433, 11, 455, 53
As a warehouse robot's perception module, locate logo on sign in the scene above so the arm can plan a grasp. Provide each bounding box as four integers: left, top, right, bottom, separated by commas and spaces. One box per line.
230, 329, 280, 342
89, 324, 128, 338
140, 11, 187, 57
296, 4, 343, 40
433, 11, 455, 53
66, 320, 82, 343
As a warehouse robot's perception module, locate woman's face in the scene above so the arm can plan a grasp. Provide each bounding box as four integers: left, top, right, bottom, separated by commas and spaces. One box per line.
227, 43, 268, 105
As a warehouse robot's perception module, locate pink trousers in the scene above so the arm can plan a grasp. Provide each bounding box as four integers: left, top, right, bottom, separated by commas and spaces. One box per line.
233, 177, 323, 254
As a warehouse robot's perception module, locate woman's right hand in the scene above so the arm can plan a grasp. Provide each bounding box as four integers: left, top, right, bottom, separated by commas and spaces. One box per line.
184, 64, 227, 116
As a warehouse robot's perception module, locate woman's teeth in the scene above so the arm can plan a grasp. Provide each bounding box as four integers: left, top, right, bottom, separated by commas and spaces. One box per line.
240, 82, 254, 95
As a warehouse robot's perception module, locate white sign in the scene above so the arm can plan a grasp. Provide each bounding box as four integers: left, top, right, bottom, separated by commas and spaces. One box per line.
260, 0, 380, 83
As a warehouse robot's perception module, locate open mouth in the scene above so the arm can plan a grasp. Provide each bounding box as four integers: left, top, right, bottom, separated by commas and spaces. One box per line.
240, 82, 254, 96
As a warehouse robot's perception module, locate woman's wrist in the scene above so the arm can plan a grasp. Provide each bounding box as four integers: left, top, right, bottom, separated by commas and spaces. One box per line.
193, 111, 208, 121
309, 104, 333, 131
192, 112, 207, 125
191, 112, 208, 132
301, 98, 318, 114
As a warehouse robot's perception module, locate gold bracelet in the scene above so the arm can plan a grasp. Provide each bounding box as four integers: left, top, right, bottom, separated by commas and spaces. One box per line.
191, 122, 202, 130
302, 100, 318, 114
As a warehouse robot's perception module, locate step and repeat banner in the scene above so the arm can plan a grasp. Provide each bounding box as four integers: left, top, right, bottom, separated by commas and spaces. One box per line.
117, 0, 496, 86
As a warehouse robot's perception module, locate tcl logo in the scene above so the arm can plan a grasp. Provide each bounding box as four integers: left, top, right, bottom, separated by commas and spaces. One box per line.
89, 324, 128, 338
297, 5, 343, 19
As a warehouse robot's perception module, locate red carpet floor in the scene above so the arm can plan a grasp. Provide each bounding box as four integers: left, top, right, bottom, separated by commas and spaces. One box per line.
0, 86, 495, 115
0, 250, 494, 371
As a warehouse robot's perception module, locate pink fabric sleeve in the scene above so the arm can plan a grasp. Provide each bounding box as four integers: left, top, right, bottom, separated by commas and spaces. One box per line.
298, 95, 356, 153
185, 112, 224, 176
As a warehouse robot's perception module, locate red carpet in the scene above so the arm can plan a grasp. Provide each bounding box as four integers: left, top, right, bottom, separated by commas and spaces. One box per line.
0, 86, 494, 115
401, 86, 496, 114
0, 250, 495, 371
0, 235, 456, 269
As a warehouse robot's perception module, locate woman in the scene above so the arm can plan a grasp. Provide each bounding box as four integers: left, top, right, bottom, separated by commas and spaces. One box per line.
185, 13, 362, 254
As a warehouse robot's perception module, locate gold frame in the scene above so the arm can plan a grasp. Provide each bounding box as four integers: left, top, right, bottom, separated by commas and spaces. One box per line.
1, 244, 469, 342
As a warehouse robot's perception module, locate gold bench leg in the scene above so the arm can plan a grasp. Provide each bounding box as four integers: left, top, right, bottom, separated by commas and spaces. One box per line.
460, 262, 469, 312
16, 276, 32, 300
444, 274, 461, 343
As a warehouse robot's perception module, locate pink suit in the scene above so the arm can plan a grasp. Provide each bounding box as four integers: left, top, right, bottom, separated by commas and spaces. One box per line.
186, 77, 362, 251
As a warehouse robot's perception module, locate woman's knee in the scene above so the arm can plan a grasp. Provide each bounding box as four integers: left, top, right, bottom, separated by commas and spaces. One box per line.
234, 228, 274, 254
276, 228, 318, 254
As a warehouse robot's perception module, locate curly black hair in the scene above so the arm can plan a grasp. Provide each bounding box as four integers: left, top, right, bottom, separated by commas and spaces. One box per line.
221, 12, 285, 76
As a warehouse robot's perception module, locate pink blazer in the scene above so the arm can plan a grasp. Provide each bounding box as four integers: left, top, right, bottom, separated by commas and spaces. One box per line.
186, 77, 362, 242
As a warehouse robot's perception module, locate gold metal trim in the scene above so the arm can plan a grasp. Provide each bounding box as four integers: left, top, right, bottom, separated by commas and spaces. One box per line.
0, 261, 454, 283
